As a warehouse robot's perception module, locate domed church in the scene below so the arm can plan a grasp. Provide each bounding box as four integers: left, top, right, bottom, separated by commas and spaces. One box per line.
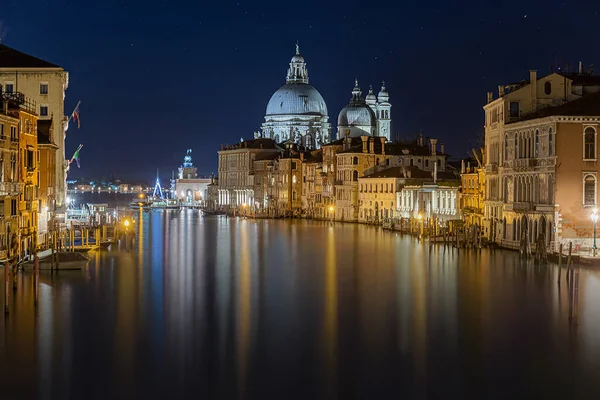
337, 80, 391, 141
255, 44, 331, 149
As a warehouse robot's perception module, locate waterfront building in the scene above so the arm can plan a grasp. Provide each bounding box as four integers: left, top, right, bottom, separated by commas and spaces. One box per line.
273, 144, 304, 216
37, 119, 58, 242
174, 149, 211, 204
335, 136, 388, 221
396, 174, 461, 225
0, 96, 21, 259
483, 67, 600, 243
0, 44, 69, 209
252, 152, 278, 213
499, 90, 600, 253
337, 80, 391, 141
255, 44, 331, 149
217, 138, 281, 210
460, 149, 485, 231
357, 166, 416, 223
301, 149, 324, 219
9, 94, 40, 257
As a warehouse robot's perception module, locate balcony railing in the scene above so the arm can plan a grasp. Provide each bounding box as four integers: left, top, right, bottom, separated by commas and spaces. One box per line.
513, 202, 533, 212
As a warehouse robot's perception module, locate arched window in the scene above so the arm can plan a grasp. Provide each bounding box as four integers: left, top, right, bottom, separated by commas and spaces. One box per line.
305, 134, 313, 148
544, 81, 552, 95
353, 156, 358, 165
584, 175, 596, 206
353, 170, 358, 181
584, 127, 596, 159
386, 158, 390, 166
535, 129, 539, 157
548, 127, 554, 156
514, 134, 519, 159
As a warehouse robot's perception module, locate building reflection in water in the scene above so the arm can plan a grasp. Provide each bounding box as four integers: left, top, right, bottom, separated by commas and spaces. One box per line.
1, 216, 600, 398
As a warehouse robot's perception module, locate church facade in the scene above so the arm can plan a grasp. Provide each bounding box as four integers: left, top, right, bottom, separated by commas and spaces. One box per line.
255, 45, 331, 149
337, 80, 391, 141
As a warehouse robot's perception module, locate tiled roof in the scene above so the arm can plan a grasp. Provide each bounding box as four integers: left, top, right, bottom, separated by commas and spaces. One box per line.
0, 44, 61, 68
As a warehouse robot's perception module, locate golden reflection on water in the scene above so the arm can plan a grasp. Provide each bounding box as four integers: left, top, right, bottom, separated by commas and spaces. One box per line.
322, 226, 338, 396
237, 221, 251, 397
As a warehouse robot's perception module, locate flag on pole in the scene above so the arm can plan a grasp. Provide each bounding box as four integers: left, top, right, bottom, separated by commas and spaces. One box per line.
70, 144, 83, 168
70, 101, 81, 129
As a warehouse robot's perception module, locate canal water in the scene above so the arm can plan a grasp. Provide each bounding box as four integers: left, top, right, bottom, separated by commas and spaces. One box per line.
1, 210, 600, 399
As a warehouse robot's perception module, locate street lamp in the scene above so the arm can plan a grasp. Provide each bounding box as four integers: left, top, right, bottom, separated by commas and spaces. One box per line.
592, 208, 598, 256
329, 205, 334, 225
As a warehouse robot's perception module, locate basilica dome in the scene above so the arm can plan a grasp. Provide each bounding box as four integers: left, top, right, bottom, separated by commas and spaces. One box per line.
266, 83, 328, 117
337, 103, 376, 127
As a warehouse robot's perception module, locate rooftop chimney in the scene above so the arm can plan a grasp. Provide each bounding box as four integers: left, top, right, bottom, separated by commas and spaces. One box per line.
498, 85, 505, 97
487, 92, 493, 103
430, 138, 437, 156
369, 137, 375, 154
529, 70, 537, 111
440, 141, 445, 155
300, 152, 304, 161
461, 159, 465, 174
579, 61, 583, 74
380, 137, 386, 155
361, 136, 368, 153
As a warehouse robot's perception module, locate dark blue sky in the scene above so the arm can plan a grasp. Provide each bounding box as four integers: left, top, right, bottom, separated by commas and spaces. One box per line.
2, 0, 599, 183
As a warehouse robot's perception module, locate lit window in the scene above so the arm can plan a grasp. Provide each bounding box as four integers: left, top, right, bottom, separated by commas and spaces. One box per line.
584, 127, 596, 160
40, 83, 49, 95
584, 175, 596, 206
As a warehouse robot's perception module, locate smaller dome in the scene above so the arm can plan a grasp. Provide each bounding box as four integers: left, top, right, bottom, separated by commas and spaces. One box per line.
378, 81, 389, 102
366, 85, 377, 105
291, 54, 305, 63
337, 104, 376, 127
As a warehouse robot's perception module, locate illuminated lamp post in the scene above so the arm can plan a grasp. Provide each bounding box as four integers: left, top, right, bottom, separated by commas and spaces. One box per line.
592, 208, 598, 256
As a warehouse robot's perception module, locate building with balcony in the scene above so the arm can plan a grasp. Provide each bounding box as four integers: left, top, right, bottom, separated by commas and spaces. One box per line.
16, 96, 39, 257
217, 138, 281, 211
0, 44, 69, 209
483, 67, 600, 243
500, 89, 600, 253
37, 119, 58, 243
0, 98, 21, 259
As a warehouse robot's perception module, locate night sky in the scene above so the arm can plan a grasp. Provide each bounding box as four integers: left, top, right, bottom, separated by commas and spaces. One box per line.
2, 0, 599, 183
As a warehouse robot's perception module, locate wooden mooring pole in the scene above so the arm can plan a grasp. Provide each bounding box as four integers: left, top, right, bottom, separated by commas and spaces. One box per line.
33, 254, 39, 308
4, 263, 8, 314
566, 242, 572, 284
557, 243, 563, 283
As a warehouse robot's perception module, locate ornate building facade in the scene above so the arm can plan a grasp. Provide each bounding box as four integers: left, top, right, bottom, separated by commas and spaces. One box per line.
174, 149, 211, 203
255, 44, 331, 149
337, 80, 391, 141
0, 44, 69, 210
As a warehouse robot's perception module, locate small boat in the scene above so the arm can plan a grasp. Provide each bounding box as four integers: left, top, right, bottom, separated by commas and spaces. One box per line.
23, 252, 90, 271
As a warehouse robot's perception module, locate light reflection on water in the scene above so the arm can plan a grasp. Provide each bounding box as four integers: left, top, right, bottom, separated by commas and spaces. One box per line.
1, 211, 600, 398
